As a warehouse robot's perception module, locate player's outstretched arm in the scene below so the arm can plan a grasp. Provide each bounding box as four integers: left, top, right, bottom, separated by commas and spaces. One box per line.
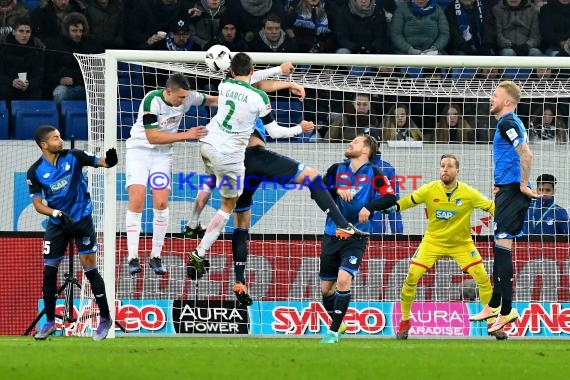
255, 80, 305, 101
265, 120, 314, 139
145, 126, 208, 144
251, 62, 294, 84
98, 148, 118, 168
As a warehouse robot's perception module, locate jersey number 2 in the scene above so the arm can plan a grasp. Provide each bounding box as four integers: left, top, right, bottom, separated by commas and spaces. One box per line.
222, 100, 235, 131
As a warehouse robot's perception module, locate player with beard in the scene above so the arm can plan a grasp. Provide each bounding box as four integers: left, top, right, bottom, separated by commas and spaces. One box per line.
381, 154, 506, 340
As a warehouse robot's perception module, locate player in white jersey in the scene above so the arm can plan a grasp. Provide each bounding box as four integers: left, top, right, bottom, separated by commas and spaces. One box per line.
187, 53, 315, 277
125, 73, 214, 276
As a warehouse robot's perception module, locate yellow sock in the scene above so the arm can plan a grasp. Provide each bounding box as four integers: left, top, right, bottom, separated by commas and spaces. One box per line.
467, 263, 493, 306
400, 264, 426, 320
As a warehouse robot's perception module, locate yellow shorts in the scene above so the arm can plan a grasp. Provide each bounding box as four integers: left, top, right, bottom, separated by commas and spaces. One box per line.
410, 241, 483, 272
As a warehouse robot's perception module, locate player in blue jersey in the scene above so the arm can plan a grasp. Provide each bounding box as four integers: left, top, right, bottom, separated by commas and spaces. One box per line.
523, 174, 569, 235
319, 135, 397, 343
470, 81, 539, 333
27, 125, 118, 341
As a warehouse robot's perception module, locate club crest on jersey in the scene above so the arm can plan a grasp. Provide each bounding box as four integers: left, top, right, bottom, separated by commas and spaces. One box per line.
82, 236, 91, 246
349, 256, 358, 265
64, 162, 70, 171
435, 209, 456, 220
455, 199, 462, 206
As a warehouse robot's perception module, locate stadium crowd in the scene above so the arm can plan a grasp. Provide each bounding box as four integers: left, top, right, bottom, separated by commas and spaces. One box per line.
0, 0, 569, 142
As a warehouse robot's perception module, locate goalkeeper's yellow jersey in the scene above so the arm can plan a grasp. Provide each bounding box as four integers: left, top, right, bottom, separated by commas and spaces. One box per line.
398, 180, 494, 248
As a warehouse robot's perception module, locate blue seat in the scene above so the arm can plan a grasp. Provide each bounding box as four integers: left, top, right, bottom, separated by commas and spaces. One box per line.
118, 62, 145, 99
269, 100, 304, 142
503, 68, 532, 81
183, 106, 209, 129
20, 0, 41, 11
117, 99, 141, 139
11, 100, 58, 140
61, 101, 88, 140
271, 100, 303, 127
451, 67, 477, 80
400, 67, 423, 79
0, 101, 8, 139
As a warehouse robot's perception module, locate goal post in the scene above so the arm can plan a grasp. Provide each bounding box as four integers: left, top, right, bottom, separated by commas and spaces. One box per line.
75, 50, 570, 339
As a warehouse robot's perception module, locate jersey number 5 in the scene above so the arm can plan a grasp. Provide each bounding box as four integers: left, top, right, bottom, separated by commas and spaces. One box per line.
222, 100, 235, 131
43, 241, 51, 255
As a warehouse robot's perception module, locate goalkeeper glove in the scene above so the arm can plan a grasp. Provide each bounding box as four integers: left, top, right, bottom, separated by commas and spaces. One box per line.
105, 148, 118, 168
381, 205, 398, 214
52, 210, 75, 230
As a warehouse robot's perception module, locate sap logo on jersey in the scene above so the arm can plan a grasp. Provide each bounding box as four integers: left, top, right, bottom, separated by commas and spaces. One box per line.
50, 175, 71, 193
436, 209, 456, 220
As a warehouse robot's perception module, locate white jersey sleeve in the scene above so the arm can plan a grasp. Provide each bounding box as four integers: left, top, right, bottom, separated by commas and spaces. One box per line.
251, 66, 282, 85
183, 91, 206, 112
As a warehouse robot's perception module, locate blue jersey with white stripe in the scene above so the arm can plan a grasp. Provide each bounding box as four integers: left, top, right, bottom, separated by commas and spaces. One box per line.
323, 162, 390, 235
27, 149, 100, 224
493, 112, 528, 185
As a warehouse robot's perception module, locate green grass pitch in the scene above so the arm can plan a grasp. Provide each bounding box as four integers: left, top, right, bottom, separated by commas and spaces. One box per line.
1, 337, 568, 380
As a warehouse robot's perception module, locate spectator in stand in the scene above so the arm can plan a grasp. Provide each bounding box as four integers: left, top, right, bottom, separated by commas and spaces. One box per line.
85, 0, 125, 49
150, 17, 199, 51
528, 103, 569, 144
231, 0, 284, 43
445, 0, 497, 55
492, 0, 542, 56
288, 0, 335, 53
523, 174, 570, 235
325, 93, 381, 142
390, 0, 450, 56
539, 0, 570, 56
187, 0, 228, 50
249, 13, 298, 52
334, 0, 388, 54
31, 0, 86, 45
46, 12, 102, 104
434, 103, 475, 143
125, 0, 192, 50
0, 15, 45, 100
0, 0, 29, 38
381, 104, 423, 142
204, 14, 248, 51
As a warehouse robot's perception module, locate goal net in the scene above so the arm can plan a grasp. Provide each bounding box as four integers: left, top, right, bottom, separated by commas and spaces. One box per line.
72, 51, 570, 339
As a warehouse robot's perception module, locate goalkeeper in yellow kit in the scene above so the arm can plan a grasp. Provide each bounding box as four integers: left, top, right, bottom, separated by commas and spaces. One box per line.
383, 154, 506, 340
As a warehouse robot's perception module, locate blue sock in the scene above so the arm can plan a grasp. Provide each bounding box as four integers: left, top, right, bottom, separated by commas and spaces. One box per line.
494, 244, 513, 315
84, 267, 110, 319
330, 290, 351, 332
232, 228, 249, 284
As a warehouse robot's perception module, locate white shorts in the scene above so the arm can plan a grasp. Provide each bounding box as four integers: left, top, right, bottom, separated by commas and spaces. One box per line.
125, 147, 172, 190
200, 142, 244, 198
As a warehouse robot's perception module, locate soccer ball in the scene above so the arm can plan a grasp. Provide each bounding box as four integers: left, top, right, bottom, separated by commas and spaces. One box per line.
205, 45, 232, 72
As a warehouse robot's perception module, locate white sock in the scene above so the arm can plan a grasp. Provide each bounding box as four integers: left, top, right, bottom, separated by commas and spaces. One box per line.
197, 209, 230, 257
186, 188, 211, 229
151, 208, 169, 258
187, 205, 201, 229
126, 210, 142, 260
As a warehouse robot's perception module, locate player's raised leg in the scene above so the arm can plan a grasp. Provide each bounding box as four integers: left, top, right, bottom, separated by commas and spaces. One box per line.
293, 167, 368, 240
184, 186, 213, 238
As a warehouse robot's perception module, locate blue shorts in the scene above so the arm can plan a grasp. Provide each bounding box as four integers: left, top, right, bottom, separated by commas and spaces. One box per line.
494, 184, 531, 239
319, 234, 367, 280
43, 215, 97, 264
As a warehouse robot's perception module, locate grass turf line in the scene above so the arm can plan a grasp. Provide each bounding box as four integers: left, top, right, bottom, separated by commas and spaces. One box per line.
1, 337, 568, 380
